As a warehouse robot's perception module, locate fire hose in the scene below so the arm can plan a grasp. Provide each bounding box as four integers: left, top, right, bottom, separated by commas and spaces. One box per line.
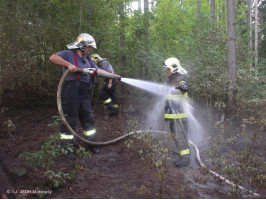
57, 68, 125, 146
57, 69, 260, 197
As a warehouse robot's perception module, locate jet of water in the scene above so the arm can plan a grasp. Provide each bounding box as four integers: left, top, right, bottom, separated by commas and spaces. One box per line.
121, 78, 171, 96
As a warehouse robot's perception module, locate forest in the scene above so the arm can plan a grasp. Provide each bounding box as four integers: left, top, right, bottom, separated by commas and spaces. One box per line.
0, 0, 265, 199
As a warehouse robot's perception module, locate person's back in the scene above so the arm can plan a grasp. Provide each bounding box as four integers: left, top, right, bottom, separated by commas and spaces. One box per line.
91, 54, 119, 116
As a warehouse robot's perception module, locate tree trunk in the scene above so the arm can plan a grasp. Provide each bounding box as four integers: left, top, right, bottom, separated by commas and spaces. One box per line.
210, 0, 215, 25
247, 0, 253, 68
255, 0, 258, 75
0, 57, 1, 108
0, 0, 4, 108
119, 1, 126, 67
138, 0, 141, 12
197, 0, 201, 19
144, 0, 150, 78
226, 0, 237, 112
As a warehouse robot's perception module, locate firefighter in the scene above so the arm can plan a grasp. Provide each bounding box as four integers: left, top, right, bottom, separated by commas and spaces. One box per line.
162, 57, 190, 167
91, 54, 119, 117
49, 33, 119, 155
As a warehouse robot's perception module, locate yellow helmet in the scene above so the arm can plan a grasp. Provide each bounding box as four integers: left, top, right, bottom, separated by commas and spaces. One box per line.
91, 54, 106, 63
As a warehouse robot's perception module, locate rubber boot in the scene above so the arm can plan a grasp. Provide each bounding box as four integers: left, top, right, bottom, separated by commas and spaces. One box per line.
109, 108, 119, 117
175, 155, 190, 167
103, 103, 115, 117
105, 103, 118, 117
84, 135, 100, 154
88, 146, 100, 154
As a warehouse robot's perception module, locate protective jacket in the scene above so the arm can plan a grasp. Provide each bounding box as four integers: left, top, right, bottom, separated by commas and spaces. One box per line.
99, 60, 118, 114
164, 73, 188, 119
164, 72, 190, 167
58, 50, 98, 144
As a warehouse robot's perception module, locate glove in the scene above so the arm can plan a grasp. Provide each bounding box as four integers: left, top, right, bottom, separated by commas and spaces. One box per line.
92, 69, 98, 75
175, 81, 188, 92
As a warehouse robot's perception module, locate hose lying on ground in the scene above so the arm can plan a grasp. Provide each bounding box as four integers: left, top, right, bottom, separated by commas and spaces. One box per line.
188, 139, 260, 197
57, 70, 260, 197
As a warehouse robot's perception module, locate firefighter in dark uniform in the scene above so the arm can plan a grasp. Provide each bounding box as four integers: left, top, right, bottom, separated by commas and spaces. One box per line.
49, 33, 120, 154
91, 54, 119, 116
162, 57, 190, 167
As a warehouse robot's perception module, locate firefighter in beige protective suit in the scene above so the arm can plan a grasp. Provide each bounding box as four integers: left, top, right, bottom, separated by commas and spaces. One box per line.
163, 57, 190, 167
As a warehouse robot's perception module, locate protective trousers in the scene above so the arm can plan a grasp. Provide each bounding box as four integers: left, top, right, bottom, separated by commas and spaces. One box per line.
169, 118, 190, 166
59, 81, 96, 145
165, 104, 190, 167
100, 80, 118, 113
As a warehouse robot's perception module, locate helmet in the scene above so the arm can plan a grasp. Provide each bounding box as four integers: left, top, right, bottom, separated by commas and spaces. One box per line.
162, 57, 187, 74
67, 33, 97, 50
91, 54, 106, 63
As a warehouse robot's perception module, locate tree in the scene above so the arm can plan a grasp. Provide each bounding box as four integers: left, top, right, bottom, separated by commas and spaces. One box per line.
210, 0, 215, 24
254, 0, 259, 74
144, 0, 150, 78
119, 1, 126, 67
258, 0, 266, 61
197, 0, 201, 19
247, 0, 253, 68
138, 0, 142, 11
226, 0, 237, 112
0, 0, 3, 107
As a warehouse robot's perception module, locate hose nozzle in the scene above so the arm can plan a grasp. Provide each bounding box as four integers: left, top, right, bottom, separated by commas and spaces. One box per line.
96, 71, 121, 80
76, 68, 121, 80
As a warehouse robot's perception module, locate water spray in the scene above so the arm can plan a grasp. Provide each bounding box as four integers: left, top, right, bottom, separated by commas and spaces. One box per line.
121, 78, 171, 96
57, 71, 260, 197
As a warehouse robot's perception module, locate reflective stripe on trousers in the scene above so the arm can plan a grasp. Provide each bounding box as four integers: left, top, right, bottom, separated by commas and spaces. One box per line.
164, 113, 187, 119
60, 133, 74, 140
180, 149, 190, 156
103, 98, 112, 105
83, 128, 96, 136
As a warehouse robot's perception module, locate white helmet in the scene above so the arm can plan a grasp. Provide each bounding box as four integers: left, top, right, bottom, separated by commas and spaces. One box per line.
162, 57, 187, 74
67, 33, 97, 50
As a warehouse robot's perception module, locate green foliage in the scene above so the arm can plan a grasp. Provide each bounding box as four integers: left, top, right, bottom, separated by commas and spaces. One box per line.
1, 0, 264, 122
206, 118, 265, 191
124, 130, 169, 168
75, 146, 92, 159
19, 134, 72, 170
48, 115, 62, 128
13, 167, 27, 177
124, 138, 135, 149
44, 170, 70, 189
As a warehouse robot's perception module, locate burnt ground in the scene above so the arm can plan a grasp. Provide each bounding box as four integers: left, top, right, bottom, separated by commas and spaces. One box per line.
0, 93, 264, 199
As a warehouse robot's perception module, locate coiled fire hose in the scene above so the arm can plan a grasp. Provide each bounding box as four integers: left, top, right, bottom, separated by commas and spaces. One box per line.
57, 68, 126, 146
57, 69, 260, 197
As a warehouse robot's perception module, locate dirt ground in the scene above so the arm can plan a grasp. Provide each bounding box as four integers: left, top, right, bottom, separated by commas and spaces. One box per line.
0, 93, 264, 199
